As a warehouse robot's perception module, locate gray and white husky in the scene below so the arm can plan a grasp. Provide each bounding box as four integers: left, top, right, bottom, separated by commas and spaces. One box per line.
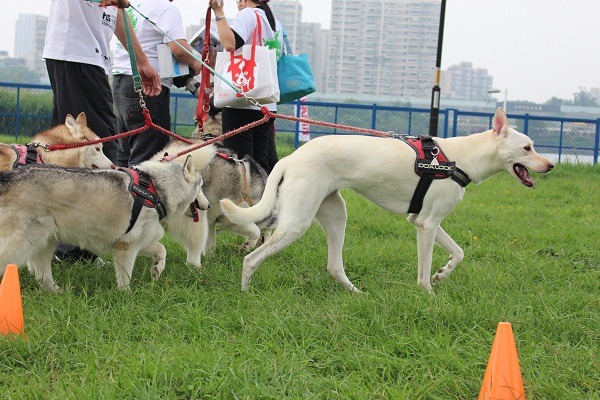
0, 157, 207, 291
153, 139, 273, 266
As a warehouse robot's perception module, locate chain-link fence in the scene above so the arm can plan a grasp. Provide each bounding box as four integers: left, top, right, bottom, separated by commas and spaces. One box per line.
2, 82, 598, 164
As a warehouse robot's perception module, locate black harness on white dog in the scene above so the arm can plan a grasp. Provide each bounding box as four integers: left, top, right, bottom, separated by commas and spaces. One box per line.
403, 136, 471, 214
11, 144, 42, 168
119, 167, 166, 234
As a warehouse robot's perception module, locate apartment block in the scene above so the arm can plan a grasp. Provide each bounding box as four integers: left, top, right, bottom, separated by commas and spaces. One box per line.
14, 14, 48, 76
325, 0, 440, 98
269, 0, 329, 93
441, 61, 493, 100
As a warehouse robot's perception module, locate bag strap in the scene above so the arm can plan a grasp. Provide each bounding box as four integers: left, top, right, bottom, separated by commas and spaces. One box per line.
230, 11, 262, 61
282, 27, 293, 55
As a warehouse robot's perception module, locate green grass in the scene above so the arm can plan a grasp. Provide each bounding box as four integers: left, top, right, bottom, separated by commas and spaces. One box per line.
1, 147, 599, 398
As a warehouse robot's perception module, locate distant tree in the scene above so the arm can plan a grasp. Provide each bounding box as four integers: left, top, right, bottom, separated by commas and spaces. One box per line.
573, 87, 599, 107
544, 97, 563, 107
0, 67, 42, 84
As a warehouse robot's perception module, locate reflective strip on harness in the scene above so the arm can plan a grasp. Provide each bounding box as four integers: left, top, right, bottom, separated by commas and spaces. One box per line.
119, 167, 166, 233
404, 136, 470, 214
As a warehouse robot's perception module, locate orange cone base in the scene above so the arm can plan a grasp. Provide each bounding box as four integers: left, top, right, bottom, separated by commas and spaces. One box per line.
478, 322, 525, 400
0, 264, 25, 338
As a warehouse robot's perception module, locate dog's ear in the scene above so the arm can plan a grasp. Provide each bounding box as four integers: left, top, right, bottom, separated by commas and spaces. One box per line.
65, 114, 85, 139
75, 112, 88, 127
492, 107, 509, 137
183, 155, 197, 182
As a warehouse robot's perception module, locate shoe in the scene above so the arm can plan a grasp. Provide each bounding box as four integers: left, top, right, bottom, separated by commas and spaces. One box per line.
53, 244, 98, 263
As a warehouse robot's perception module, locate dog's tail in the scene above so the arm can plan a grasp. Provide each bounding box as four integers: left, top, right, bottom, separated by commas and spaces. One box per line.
220, 158, 286, 224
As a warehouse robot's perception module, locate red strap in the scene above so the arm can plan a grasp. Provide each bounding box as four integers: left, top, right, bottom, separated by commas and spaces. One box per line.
228, 11, 262, 69
195, 5, 213, 126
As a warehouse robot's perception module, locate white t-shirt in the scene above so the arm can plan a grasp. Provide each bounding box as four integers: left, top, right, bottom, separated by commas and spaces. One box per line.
112, 0, 186, 88
43, 0, 118, 75
228, 7, 283, 111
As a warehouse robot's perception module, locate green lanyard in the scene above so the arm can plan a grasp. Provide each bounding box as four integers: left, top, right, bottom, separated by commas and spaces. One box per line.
121, 8, 142, 93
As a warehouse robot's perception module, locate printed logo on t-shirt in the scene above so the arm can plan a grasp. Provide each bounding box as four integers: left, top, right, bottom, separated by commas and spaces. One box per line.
102, 12, 116, 30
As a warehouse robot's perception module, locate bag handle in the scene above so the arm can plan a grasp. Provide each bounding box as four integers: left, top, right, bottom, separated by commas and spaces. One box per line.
282, 27, 293, 55
229, 11, 263, 61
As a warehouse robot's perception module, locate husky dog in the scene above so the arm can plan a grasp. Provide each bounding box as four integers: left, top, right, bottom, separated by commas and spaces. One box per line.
0, 157, 206, 291
153, 139, 272, 266
192, 113, 223, 139
0, 112, 114, 171
220, 108, 555, 292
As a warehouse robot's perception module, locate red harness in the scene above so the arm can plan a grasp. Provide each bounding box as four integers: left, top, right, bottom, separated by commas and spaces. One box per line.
119, 167, 165, 233
403, 136, 470, 214
12, 144, 42, 168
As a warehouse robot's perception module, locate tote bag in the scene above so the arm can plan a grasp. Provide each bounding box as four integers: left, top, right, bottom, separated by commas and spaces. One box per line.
277, 31, 316, 104
213, 12, 280, 108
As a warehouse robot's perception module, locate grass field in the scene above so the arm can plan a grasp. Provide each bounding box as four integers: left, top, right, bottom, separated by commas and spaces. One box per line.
0, 135, 599, 398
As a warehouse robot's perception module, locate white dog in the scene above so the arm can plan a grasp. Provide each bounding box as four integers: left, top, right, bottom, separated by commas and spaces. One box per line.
220, 108, 554, 292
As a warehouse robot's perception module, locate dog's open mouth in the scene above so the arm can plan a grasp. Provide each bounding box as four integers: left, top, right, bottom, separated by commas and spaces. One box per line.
187, 199, 201, 222
513, 163, 535, 187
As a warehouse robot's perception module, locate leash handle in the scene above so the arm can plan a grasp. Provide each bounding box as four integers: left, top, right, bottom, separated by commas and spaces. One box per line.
195, 3, 214, 126
122, 8, 142, 93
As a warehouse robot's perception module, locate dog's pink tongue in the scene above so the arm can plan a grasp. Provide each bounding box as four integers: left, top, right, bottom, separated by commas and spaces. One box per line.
515, 164, 535, 187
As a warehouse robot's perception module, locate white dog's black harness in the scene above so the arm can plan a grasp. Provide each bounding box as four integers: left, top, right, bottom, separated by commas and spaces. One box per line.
119, 167, 166, 233
404, 136, 471, 213
11, 144, 42, 168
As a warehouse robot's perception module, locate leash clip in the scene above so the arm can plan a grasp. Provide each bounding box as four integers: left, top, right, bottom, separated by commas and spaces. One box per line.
27, 142, 50, 152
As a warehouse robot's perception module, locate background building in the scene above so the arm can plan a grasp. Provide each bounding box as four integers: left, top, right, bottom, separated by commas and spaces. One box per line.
325, 0, 440, 98
269, 0, 329, 94
441, 61, 493, 100
14, 14, 47, 77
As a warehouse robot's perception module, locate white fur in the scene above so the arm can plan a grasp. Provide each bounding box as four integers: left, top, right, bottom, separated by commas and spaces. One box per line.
220, 108, 554, 292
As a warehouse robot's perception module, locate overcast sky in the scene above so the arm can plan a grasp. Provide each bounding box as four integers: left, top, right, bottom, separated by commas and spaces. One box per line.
2, 0, 599, 103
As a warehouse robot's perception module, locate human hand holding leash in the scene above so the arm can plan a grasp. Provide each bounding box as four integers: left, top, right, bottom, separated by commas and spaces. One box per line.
137, 61, 162, 97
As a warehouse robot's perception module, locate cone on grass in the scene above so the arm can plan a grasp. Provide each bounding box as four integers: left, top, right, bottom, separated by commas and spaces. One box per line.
478, 322, 525, 400
0, 264, 25, 338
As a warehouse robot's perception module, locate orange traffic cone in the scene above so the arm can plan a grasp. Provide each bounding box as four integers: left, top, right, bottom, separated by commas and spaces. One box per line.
0, 264, 25, 338
478, 322, 525, 400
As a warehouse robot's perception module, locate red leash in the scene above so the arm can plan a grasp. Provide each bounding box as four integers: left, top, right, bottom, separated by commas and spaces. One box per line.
160, 107, 395, 162
45, 109, 193, 151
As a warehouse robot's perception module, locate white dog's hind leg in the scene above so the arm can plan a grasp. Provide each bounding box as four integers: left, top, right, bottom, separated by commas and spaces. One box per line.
138, 242, 167, 280
315, 191, 360, 293
219, 218, 261, 253
28, 243, 60, 292
432, 226, 464, 284
241, 221, 313, 291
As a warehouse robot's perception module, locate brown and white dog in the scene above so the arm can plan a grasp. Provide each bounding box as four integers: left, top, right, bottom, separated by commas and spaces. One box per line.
0, 112, 113, 171
220, 108, 554, 292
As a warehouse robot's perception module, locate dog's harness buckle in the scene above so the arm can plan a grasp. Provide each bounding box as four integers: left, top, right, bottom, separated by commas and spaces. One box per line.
12, 144, 43, 169
404, 136, 471, 214
119, 167, 166, 234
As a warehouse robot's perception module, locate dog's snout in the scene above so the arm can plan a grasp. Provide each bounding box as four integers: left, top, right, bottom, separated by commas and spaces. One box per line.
547, 162, 555, 171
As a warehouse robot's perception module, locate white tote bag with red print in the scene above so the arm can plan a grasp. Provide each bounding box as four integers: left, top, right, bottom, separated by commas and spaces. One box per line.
213, 12, 280, 108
